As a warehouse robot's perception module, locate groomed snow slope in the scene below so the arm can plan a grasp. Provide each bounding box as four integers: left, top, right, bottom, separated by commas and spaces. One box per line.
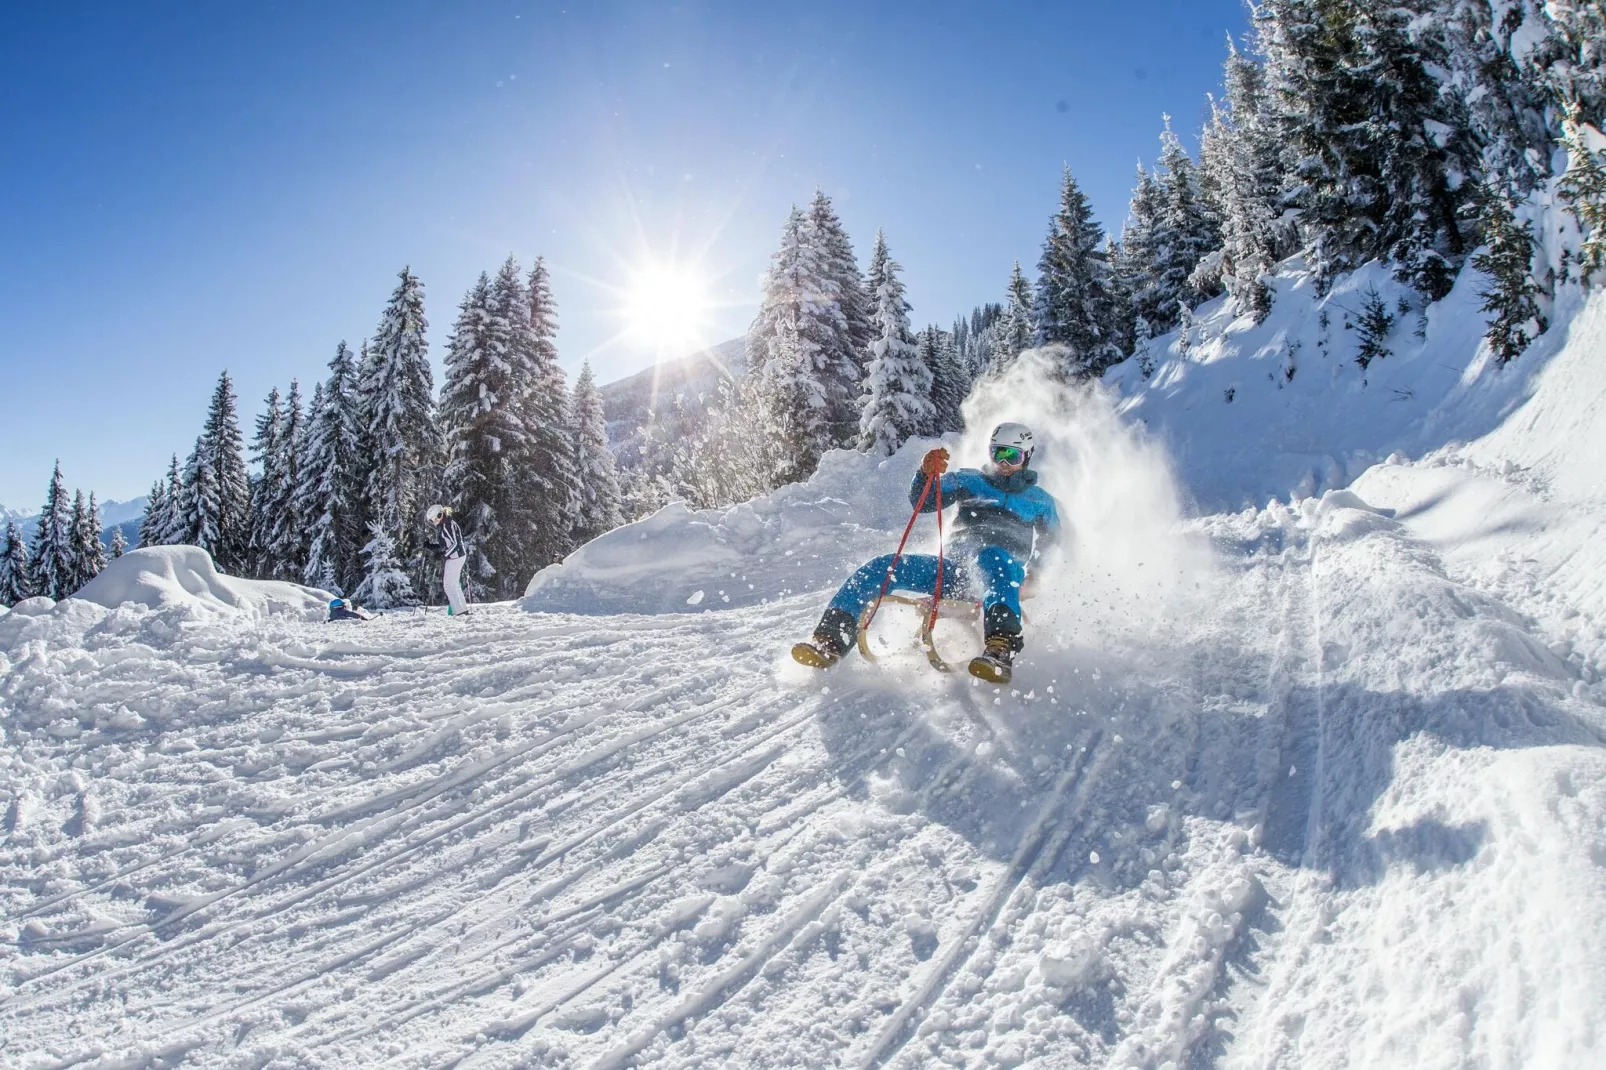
3, 287, 1606, 1068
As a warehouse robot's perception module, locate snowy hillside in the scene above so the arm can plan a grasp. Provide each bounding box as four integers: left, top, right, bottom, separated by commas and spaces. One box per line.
600, 338, 747, 450
4, 280, 1606, 1068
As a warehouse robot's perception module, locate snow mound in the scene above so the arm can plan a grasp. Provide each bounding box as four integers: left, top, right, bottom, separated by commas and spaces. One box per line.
1104, 260, 1546, 510
72, 545, 329, 621
523, 440, 933, 614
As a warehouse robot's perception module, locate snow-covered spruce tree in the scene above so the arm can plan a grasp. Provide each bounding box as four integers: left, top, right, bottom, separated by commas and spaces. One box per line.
110, 525, 126, 560
266, 380, 307, 580
1473, 185, 1547, 363
1353, 285, 1396, 372
1152, 116, 1222, 304
1115, 163, 1164, 333
1435, 2, 1557, 197
179, 372, 252, 573
807, 189, 874, 379
516, 257, 582, 580
440, 269, 512, 600
75, 492, 107, 590
858, 230, 934, 456
28, 461, 76, 600
924, 326, 968, 435
351, 522, 415, 608
1559, 105, 1606, 284
359, 267, 438, 595
1134, 316, 1157, 379
749, 205, 861, 484
668, 375, 778, 510
299, 345, 366, 593
138, 475, 167, 548
568, 361, 625, 546
991, 262, 1036, 375
959, 302, 1002, 381
0, 520, 32, 605
1033, 165, 1123, 379
248, 386, 287, 579
1199, 38, 1289, 322
1258, 0, 1478, 299
154, 454, 187, 545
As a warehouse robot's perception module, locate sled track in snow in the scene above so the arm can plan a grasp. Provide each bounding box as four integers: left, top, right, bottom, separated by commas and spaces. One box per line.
856, 726, 1105, 1069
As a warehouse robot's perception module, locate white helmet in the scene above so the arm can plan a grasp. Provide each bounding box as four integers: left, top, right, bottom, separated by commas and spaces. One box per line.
425, 504, 447, 524
989, 422, 1035, 467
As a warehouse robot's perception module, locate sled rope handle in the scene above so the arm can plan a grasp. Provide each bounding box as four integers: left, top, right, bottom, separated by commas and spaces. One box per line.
860, 470, 936, 636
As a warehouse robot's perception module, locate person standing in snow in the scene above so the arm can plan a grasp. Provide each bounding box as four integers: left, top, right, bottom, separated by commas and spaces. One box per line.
792, 422, 1062, 685
427, 504, 472, 616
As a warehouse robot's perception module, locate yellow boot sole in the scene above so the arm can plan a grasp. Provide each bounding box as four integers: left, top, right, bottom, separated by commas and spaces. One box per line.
967, 655, 1011, 685
791, 642, 839, 669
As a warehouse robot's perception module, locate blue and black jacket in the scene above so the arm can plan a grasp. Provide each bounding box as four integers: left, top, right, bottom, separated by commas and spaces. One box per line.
909, 465, 1063, 564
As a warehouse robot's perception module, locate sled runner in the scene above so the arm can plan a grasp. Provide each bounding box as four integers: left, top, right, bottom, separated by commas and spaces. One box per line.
856, 593, 977, 672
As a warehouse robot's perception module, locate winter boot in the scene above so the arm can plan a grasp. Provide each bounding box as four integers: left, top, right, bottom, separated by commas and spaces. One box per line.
969, 604, 1024, 685
968, 634, 1017, 684
792, 607, 857, 669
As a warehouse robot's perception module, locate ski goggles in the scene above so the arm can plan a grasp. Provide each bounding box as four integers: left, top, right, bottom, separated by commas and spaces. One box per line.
991, 445, 1026, 465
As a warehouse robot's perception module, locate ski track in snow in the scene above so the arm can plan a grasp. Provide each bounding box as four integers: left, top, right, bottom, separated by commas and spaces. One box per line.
5, 478, 1606, 1067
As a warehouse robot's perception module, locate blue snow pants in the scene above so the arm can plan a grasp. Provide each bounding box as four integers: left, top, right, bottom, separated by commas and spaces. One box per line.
827, 546, 1027, 623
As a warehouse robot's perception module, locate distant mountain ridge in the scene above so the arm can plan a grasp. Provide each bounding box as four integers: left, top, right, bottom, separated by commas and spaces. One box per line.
598, 337, 747, 458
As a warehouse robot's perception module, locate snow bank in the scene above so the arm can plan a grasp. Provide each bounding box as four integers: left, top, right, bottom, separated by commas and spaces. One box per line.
1105, 260, 1544, 510
72, 545, 328, 621
524, 439, 937, 614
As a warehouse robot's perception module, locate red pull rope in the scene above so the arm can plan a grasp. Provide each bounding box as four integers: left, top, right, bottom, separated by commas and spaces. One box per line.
927, 475, 945, 634
861, 470, 936, 636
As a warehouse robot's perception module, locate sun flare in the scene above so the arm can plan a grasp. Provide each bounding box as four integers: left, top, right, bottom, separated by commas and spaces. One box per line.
622, 263, 711, 356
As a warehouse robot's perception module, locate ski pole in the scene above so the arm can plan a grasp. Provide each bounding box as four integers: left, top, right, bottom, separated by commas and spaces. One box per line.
860, 470, 937, 636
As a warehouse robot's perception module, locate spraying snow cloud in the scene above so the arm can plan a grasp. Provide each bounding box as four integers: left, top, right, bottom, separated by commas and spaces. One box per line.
959, 347, 1214, 649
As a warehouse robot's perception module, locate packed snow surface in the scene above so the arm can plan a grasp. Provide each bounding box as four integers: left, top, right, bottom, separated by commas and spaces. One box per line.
3, 280, 1606, 1069
74, 546, 330, 621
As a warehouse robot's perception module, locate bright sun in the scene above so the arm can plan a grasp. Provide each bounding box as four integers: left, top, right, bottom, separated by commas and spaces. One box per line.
622, 263, 711, 355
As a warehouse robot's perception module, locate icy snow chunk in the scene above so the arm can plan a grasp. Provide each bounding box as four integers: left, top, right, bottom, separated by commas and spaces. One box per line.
74, 546, 328, 621
685, 589, 705, 605
8, 596, 55, 617
1040, 930, 1107, 988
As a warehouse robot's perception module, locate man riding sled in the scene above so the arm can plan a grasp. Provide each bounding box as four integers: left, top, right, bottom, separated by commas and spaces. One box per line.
792, 422, 1062, 685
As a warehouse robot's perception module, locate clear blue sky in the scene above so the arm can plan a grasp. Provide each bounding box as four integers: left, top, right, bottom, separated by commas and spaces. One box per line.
0, 0, 1249, 509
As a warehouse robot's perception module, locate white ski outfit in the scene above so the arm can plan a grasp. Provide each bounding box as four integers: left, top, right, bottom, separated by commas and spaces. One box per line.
437, 515, 470, 616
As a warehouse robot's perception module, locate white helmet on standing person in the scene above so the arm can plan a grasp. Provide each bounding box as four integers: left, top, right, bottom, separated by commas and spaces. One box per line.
988, 422, 1035, 469
426, 504, 448, 524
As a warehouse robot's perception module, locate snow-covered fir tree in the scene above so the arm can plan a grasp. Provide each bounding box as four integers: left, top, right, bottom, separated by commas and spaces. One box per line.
858, 230, 933, 456
1032, 166, 1122, 379
179, 371, 252, 573
28, 461, 76, 600
1151, 116, 1222, 304
957, 303, 1002, 382
1198, 38, 1290, 322
299, 345, 365, 593
248, 386, 288, 578
1559, 105, 1606, 284
807, 189, 874, 379
265, 380, 307, 579
517, 257, 583, 580
352, 522, 415, 608
668, 375, 779, 510
1258, 0, 1478, 298
748, 205, 862, 484
110, 525, 126, 560
138, 475, 168, 548
359, 267, 438, 594
567, 361, 624, 546
1473, 185, 1547, 362
153, 454, 187, 546
71, 491, 107, 592
1435, 2, 1556, 197
0, 520, 32, 605
923, 326, 968, 434
991, 262, 1036, 374
1115, 163, 1165, 332
440, 269, 516, 599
